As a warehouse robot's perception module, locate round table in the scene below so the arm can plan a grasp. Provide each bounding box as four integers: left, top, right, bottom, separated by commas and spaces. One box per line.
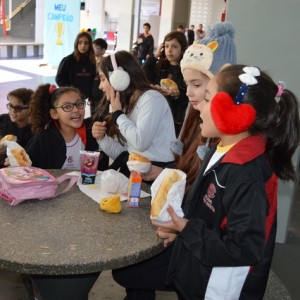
0, 170, 164, 275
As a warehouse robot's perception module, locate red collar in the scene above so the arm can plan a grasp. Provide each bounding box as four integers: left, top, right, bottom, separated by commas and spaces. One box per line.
53, 120, 87, 146
221, 135, 266, 165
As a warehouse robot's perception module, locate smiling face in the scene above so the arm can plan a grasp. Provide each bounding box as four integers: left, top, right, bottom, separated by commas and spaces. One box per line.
197, 76, 220, 138
50, 91, 85, 131
164, 38, 182, 65
183, 68, 210, 108
7, 95, 30, 128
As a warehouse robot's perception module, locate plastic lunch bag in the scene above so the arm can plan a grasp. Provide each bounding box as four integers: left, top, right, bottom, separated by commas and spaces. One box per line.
0, 166, 78, 206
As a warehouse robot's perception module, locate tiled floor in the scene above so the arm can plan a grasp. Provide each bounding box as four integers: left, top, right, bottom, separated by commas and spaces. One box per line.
0, 57, 299, 299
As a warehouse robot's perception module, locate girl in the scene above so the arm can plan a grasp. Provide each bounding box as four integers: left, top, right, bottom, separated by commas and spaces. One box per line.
113, 65, 300, 299
92, 50, 176, 177
143, 31, 188, 136
26, 84, 108, 170
55, 32, 96, 101
142, 43, 217, 193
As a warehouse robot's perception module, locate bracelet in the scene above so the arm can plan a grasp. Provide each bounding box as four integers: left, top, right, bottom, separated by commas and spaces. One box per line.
112, 110, 124, 122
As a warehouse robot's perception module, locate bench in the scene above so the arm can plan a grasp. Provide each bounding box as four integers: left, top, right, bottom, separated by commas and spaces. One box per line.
0, 43, 44, 59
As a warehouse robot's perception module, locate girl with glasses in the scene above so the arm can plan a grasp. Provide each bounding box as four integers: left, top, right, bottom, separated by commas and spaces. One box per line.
0, 88, 33, 167
26, 83, 108, 171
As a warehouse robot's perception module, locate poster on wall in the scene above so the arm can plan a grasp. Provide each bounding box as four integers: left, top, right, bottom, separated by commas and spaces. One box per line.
44, 0, 80, 65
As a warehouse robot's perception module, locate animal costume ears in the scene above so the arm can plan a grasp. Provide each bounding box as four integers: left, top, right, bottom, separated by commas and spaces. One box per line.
211, 67, 259, 135
180, 42, 218, 79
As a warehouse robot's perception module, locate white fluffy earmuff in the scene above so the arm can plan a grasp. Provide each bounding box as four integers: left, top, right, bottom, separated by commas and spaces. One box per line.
109, 53, 130, 91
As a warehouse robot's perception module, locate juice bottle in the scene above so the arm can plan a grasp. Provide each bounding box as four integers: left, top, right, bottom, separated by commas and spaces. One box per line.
127, 171, 142, 207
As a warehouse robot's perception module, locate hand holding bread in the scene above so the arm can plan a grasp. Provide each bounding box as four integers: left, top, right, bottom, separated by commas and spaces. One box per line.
150, 168, 186, 222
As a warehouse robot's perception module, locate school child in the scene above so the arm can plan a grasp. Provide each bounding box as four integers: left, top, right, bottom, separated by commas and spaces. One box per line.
26, 84, 108, 170
55, 32, 96, 101
91, 50, 176, 177
0, 88, 33, 167
143, 30, 188, 136
112, 64, 300, 299
0, 88, 33, 147
90, 38, 108, 116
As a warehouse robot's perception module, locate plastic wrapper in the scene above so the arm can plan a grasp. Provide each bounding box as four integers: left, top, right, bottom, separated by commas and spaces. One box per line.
4, 141, 32, 167
150, 168, 186, 223
127, 152, 151, 174
101, 169, 129, 194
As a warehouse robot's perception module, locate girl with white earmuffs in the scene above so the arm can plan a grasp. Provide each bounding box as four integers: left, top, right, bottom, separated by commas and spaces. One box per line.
92, 50, 176, 177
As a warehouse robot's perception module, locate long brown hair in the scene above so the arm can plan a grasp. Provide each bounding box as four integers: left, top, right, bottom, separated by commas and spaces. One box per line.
73, 32, 95, 64
94, 50, 153, 144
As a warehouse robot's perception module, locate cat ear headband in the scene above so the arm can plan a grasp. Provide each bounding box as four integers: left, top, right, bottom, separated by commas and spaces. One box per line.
211, 66, 260, 135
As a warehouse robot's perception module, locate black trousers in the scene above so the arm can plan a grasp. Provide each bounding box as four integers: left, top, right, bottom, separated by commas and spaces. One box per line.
112, 246, 178, 300
29, 272, 101, 300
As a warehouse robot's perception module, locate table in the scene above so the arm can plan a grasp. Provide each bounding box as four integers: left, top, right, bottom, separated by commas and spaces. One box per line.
0, 170, 164, 275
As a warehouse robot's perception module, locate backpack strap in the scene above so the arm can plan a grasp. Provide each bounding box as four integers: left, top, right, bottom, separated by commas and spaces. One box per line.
54, 174, 78, 198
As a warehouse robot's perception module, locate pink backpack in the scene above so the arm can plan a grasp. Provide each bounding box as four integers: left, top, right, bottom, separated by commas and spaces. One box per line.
0, 166, 78, 206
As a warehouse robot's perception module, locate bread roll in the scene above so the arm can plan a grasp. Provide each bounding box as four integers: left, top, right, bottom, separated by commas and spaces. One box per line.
11, 148, 30, 166
151, 170, 181, 218
160, 78, 179, 92
0, 134, 16, 143
128, 152, 150, 163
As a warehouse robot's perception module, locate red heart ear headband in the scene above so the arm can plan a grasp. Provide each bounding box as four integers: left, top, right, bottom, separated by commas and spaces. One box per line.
211, 67, 259, 135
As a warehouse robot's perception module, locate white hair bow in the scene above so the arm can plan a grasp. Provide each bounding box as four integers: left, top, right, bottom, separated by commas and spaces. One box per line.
235, 66, 260, 104
239, 67, 260, 85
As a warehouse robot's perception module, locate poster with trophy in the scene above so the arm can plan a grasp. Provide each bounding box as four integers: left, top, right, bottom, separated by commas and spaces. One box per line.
44, 0, 80, 65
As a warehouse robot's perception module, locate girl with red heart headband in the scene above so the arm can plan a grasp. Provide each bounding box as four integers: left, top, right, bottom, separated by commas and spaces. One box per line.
119, 64, 300, 299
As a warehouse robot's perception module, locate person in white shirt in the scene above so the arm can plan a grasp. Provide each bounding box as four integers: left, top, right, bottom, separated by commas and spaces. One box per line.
92, 50, 176, 176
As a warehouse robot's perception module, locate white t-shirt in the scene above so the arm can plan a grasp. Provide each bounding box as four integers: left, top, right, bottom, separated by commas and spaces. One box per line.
62, 133, 84, 170
98, 89, 176, 162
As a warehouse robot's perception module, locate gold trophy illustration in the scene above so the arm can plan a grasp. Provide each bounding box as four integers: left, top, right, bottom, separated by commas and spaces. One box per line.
55, 22, 64, 45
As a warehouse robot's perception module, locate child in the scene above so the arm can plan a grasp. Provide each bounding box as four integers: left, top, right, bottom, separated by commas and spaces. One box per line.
55, 32, 96, 101
112, 65, 300, 299
90, 38, 108, 116
132, 22, 154, 65
92, 50, 176, 177
26, 84, 108, 170
143, 30, 188, 136
0, 88, 33, 167
0, 88, 33, 148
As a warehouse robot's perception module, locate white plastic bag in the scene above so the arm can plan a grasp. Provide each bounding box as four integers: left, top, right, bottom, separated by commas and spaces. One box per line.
150, 168, 186, 223
101, 169, 129, 194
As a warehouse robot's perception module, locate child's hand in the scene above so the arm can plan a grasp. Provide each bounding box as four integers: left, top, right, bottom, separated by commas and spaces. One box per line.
4, 157, 10, 167
154, 43, 164, 58
141, 165, 163, 181
109, 85, 122, 112
92, 121, 107, 141
152, 205, 188, 247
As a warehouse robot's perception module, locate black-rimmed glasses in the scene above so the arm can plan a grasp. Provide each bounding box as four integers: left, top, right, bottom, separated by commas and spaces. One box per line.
53, 101, 86, 112
6, 103, 29, 113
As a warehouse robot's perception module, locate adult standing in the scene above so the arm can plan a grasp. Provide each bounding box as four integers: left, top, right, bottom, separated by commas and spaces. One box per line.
55, 32, 96, 101
187, 24, 195, 45
195, 23, 205, 43
132, 23, 154, 65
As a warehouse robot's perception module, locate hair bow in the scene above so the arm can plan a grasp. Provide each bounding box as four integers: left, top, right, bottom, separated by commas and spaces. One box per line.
275, 81, 286, 103
235, 67, 260, 104
49, 84, 57, 95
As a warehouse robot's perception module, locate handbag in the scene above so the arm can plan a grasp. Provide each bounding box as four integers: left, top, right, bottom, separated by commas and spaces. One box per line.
0, 166, 78, 206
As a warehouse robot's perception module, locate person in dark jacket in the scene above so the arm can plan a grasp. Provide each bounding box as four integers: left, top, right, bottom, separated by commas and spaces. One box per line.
0, 88, 33, 167
112, 65, 300, 299
143, 30, 188, 136
132, 23, 154, 65
26, 83, 108, 171
55, 31, 96, 100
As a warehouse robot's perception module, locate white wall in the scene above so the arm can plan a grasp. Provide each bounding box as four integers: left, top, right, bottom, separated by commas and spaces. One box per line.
227, 0, 300, 243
